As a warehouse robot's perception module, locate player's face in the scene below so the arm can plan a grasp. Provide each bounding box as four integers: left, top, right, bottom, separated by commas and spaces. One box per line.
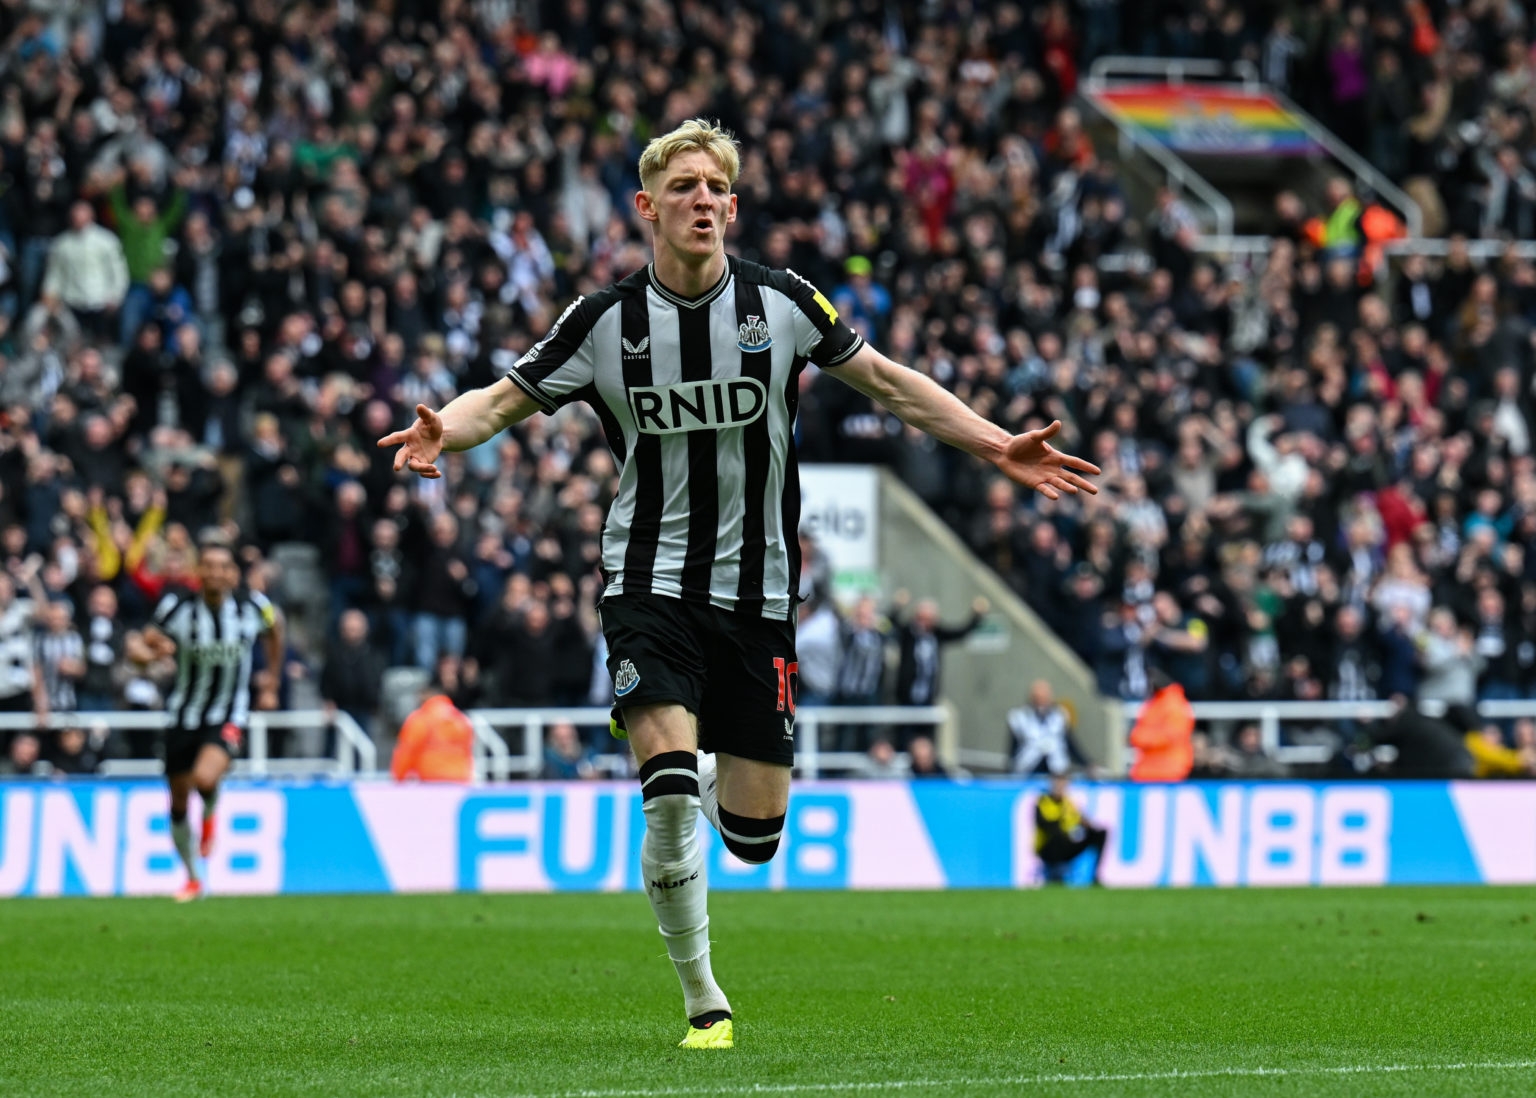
198, 549, 236, 597
642, 150, 737, 263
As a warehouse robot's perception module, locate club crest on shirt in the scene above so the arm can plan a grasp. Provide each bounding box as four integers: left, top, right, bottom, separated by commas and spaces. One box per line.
737, 315, 772, 352
614, 659, 641, 697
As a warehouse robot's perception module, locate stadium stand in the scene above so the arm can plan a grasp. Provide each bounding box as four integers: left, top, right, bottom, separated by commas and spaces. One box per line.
0, 1, 1531, 776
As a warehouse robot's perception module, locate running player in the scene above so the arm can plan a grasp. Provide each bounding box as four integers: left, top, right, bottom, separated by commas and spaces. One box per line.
142, 535, 282, 902
379, 119, 1099, 1047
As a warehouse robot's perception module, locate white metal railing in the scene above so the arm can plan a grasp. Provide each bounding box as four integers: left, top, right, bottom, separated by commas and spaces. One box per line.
1119, 699, 1536, 766
467, 710, 513, 782
0, 710, 375, 777
0, 705, 949, 781
470, 704, 954, 779
7, 701, 1527, 779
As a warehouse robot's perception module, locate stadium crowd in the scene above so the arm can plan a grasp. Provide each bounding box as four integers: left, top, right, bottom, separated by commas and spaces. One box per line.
0, 0, 1533, 775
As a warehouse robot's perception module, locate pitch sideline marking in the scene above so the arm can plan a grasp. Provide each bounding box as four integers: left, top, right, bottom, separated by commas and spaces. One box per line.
507, 1060, 1536, 1098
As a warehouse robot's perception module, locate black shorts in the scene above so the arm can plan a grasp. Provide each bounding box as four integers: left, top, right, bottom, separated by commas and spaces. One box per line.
165, 723, 240, 776
600, 592, 798, 767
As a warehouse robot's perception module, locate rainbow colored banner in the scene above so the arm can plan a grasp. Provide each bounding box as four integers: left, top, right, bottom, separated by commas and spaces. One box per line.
1094, 84, 1322, 156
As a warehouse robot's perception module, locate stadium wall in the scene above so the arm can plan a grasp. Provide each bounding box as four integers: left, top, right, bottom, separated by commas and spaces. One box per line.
1, 780, 1532, 897
873, 471, 1123, 772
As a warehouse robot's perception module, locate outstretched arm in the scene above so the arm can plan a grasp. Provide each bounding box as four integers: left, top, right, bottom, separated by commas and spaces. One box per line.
831, 345, 1100, 499
376, 377, 542, 479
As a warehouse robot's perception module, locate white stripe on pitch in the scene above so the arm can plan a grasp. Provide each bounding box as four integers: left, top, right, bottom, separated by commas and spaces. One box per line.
503, 1060, 1536, 1098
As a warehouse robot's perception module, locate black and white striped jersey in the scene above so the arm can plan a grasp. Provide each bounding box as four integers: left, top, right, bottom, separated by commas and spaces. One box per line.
0, 598, 36, 701
507, 256, 864, 620
36, 627, 84, 711
153, 588, 275, 731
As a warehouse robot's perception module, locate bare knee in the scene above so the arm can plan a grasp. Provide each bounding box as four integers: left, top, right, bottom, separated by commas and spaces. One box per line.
625, 703, 698, 766
192, 746, 228, 792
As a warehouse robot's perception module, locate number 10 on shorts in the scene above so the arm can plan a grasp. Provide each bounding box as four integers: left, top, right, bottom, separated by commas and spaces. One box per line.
773, 657, 798, 715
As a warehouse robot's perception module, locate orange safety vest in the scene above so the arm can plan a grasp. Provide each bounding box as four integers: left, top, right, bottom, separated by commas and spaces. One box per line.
1129, 684, 1195, 783
391, 694, 475, 782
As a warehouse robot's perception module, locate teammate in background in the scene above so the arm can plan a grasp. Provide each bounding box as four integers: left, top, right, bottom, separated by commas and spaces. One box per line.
141, 536, 281, 902
379, 119, 1099, 1049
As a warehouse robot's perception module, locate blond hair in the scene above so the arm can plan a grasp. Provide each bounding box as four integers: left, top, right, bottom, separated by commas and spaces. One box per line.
637, 119, 741, 192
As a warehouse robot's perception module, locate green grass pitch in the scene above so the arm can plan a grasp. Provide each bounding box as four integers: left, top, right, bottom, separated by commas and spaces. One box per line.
4, 887, 1535, 1097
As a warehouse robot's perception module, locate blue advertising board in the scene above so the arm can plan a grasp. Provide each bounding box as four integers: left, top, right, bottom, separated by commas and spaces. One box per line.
0, 779, 1530, 897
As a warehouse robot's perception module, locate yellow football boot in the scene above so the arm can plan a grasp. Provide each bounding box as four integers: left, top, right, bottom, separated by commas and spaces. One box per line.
678, 1014, 733, 1049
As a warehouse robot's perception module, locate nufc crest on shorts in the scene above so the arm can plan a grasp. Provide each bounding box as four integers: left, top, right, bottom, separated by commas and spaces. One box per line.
614, 658, 641, 697
736, 314, 772, 352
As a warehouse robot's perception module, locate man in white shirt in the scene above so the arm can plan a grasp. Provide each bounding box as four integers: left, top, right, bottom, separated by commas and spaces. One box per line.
41, 202, 130, 339
1008, 679, 1089, 775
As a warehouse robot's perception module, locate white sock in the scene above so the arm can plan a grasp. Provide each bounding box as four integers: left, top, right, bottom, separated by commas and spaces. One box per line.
697, 751, 722, 834
641, 761, 730, 1020
171, 818, 197, 880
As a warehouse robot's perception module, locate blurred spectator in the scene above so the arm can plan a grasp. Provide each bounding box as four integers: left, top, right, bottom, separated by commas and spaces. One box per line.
860, 738, 909, 779
320, 610, 383, 746
1417, 607, 1484, 708
907, 734, 950, 779
35, 599, 84, 714
541, 722, 597, 781
40, 201, 128, 340
1373, 704, 1475, 779
432, 653, 485, 713
108, 169, 188, 344
1466, 721, 1536, 779
0, 732, 41, 777
390, 691, 474, 783
795, 596, 841, 708
1226, 723, 1289, 779
414, 512, 475, 671
830, 255, 892, 343
892, 593, 988, 712
48, 725, 101, 776
1188, 731, 1234, 780
835, 596, 887, 708
0, 572, 44, 722
1007, 679, 1089, 775
76, 585, 125, 712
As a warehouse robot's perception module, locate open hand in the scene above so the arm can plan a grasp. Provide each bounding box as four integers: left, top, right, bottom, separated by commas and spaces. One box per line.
378, 404, 445, 479
995, 421, 1101, 500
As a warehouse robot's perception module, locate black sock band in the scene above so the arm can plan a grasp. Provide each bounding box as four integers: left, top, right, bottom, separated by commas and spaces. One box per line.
688, 1009, 732, 1029
718, 807, 784, 864
638, 751, 699, 800
170, 808, 188, 825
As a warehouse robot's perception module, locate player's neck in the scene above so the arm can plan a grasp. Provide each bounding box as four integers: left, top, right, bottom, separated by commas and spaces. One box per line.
651, 246, 726, 301
201, 590, 227, 609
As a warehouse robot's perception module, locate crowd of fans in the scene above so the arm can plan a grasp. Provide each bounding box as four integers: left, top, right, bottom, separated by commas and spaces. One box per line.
0, 1, 1532, 776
